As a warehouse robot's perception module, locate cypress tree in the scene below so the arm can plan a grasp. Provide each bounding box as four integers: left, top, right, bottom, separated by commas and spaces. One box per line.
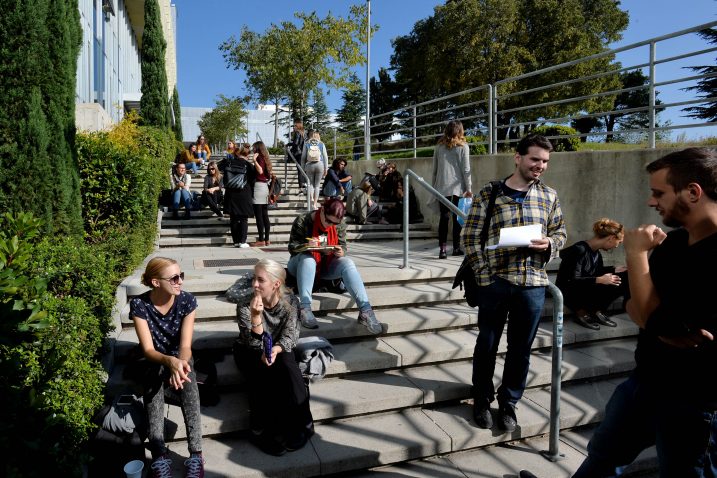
172, 86, 183, 141
140, 0, 170, 128
0, 0, 83, 236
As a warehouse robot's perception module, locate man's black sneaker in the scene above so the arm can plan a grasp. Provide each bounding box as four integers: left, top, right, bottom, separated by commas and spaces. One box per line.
593, 311, 617, 327
473, 402, 492, 429
498, 403, 517, 432
575, 314, 600, 330
452, 248, 465, 256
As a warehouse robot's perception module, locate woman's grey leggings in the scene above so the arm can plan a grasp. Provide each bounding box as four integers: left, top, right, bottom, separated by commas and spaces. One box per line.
305, 161, 325, 203
143, 359, 203, 458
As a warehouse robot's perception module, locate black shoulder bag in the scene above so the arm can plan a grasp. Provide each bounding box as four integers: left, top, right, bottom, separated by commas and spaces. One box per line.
452, 181, 501, 307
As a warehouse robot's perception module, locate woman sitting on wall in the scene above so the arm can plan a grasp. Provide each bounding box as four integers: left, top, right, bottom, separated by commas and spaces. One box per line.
322, 159, 353, 199
556, 218, 629, 330
287, 198, 382, 335
228, 259, 314, 456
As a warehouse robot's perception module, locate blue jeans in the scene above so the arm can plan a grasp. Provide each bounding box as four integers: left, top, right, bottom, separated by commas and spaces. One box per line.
472, 277, 546, 406
185, 162, 199, 174
287, 254, 370, 311
173, 188, 192, 211
573, 374, 717, 478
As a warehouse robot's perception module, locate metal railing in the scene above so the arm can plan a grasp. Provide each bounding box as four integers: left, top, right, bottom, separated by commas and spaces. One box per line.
330, 21, 717, 160
284, 147, 311, 213
401, 168, 565, 461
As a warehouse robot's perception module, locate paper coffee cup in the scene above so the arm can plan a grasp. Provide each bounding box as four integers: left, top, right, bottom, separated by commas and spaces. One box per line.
123, 459, 144, 478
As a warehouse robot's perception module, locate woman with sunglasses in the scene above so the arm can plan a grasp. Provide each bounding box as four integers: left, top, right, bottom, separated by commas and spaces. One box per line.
287, 198, 382, 334
129, 257, 204, 478
227, 259, 314, 456
202, 160, 223, 218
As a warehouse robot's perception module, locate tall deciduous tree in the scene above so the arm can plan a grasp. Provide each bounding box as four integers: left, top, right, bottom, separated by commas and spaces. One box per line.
197, 95, 248, 148
221, 5, 375, 132
140, 0, 169, 128
221, 25, 289, 147
683, 28, 717, 122
390, 0, 628, 142
171, 86, 183, 141
0, 0, 83, 236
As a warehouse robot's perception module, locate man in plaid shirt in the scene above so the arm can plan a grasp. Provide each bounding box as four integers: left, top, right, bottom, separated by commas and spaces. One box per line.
461, 134, 566, 432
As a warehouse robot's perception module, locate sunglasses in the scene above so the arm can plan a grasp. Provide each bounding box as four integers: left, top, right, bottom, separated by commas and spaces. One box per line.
159, 272, 184, 285
208, 167, 216, 171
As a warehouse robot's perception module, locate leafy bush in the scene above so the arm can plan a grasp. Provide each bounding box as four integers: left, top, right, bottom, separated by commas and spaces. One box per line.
0, 213, 104, 478
466, 135, 488, 155
76, 113, 174, 240
532, 125, 581, 152
32, 236, 121, 338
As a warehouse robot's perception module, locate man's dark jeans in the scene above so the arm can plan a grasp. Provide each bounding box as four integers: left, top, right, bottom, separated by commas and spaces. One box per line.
472, 277, 546, 407
573, 374, 716, 478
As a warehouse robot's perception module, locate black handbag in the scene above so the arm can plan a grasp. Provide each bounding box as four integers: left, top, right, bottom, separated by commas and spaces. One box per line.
452, 181, 501, 307
223, 158, 248, 190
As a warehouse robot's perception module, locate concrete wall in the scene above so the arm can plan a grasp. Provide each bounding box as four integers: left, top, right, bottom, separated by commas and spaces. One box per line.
346, 149, 683, 263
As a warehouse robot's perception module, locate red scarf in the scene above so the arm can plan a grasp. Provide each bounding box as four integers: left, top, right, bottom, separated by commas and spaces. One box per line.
310, 209, 338, 276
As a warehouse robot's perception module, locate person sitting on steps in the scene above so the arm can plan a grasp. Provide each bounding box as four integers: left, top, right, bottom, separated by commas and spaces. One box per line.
129, 257, 204, 478
556, 218, 629, 330
170, 163, 192, 220
287, 198, 383, 334
229, 259, 314, 457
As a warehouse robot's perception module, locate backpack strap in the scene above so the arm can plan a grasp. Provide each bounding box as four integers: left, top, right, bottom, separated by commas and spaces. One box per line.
479, 181, 501, 251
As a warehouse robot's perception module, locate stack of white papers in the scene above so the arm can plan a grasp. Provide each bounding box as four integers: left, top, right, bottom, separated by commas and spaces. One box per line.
486, 224, 542, 250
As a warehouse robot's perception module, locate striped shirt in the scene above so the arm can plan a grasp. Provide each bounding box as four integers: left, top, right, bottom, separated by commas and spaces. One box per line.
461, 179, 566, 287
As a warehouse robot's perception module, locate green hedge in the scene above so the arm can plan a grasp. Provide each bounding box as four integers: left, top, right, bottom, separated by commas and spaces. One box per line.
532, 125, 581, 152
76, 113, 176, 241
1, 114, 178, 476
0, 213, 105, 478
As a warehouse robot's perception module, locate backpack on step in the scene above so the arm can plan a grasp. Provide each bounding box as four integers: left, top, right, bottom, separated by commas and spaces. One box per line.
307, 140, 322, 162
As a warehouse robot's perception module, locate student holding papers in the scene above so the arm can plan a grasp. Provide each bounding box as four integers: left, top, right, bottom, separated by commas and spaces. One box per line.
461, 134, 567, 432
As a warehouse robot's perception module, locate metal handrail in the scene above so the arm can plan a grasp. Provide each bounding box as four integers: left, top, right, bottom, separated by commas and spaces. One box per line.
400, 169, 465, 270
285, 147, 311, 213
401, 168, 564, 461
359, 21, 717, 158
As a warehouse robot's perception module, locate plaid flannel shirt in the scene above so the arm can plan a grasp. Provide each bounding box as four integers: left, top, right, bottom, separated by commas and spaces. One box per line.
461, 179, 566, 287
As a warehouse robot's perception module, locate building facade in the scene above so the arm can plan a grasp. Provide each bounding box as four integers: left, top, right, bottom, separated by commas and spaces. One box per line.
181, 104, 293, 150
75, 0, 177, 131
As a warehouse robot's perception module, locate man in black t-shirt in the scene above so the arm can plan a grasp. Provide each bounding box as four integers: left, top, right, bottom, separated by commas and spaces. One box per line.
574, 148, 717, 477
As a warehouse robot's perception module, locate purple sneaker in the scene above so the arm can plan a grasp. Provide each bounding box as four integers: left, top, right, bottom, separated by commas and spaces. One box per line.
358, 307, 382, 335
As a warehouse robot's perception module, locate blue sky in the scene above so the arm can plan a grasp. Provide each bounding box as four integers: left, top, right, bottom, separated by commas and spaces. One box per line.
172, 0, 717, 138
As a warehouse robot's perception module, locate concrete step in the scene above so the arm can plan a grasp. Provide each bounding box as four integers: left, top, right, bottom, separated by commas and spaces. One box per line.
120, 281, 471, 324
349, 426, 657, 478
148, 336, 636, 441
160, 223, 432, 237
159, 230, 437, 247
114, 303, 478, 357
154, 379, 625, 477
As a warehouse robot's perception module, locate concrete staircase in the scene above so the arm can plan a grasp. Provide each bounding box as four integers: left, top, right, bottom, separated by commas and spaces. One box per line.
108, 157, 654, 477
162, 157, 433, 247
